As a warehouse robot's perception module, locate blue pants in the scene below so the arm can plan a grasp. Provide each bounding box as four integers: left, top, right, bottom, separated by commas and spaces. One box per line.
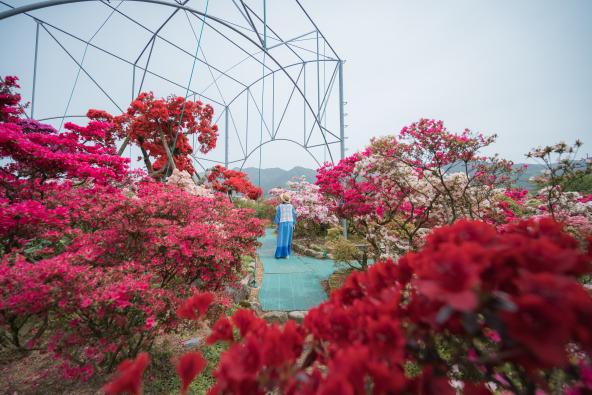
275, 221, 294, 258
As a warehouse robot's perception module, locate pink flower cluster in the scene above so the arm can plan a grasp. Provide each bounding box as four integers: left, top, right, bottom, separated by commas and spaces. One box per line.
269, 176, 338, 226
316, 119, 519, 256
0, 76, 264, 380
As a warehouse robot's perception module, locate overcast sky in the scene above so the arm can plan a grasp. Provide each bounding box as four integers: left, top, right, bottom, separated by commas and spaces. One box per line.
302, 0, 592, 165
1, 0, 591, 170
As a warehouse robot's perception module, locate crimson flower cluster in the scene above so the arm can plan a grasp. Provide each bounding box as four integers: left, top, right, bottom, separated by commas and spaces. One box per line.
107, 218, 591, 394
89, 91, 218, 177
207, 165, 263, 200
0, 76, 263, 380
108, 219, 592, 395
0, 76, 25, 122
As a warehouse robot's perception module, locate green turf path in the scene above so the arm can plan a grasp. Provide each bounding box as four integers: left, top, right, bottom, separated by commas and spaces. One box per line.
257, 228, 343, 311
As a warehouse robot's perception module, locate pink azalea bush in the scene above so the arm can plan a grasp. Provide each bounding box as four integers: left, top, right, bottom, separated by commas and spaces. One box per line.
492, 141, 592, 246
269, 177, 338, 236
316, 119, 522, 257
0, 76, 264, 379
166, 168, 213, 197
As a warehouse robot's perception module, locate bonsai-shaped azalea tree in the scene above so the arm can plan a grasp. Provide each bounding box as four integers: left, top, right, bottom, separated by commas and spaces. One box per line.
89, 91, 218, 181
90, 92, 264, 201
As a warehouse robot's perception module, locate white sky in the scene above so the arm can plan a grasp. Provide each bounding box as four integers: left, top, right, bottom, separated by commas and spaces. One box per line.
1, 0, 591, 170
302, 0, 592, 166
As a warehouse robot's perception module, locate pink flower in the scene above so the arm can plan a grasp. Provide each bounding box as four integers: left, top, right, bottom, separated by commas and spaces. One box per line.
485, 329, 501, 343
144, 316, 156, 329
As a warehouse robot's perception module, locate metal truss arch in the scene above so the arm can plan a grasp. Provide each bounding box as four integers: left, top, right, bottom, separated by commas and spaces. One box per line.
0, 0, 346, 173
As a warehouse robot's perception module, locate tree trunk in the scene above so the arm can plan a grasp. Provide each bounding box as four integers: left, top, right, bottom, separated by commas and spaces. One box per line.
139, 144, 153, 174
117, 136, 130, 156
191, 172, 201, 185
160, 130, 176, 175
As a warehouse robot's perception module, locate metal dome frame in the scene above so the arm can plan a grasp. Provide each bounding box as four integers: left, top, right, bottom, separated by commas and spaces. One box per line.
0, 0, 346, 172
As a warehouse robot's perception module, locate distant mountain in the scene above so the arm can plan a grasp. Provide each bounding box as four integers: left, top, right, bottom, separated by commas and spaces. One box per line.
238, 166, 317, 194
237, 163, 546, 195
515, 163, 546, 191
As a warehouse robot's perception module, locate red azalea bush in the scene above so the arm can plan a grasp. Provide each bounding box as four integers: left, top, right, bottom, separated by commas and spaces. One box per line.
133, 218, 589, 395
89, 91, 218, 178
206, 165, 262, 200
1, 180, 263, 378
0, 76, 264, 379
65, 181, 262, 289
0, 75, 25, 122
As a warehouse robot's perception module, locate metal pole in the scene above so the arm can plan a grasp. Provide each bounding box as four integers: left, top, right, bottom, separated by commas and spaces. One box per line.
245, 89, 249, 153
316, 31, 321, 117
272, 72, 275, 139
338, 60, 347, 238
338, 60, 345, 160
303, 63, 306, 145
225, 106, 229, 168
31, 21, 40, 119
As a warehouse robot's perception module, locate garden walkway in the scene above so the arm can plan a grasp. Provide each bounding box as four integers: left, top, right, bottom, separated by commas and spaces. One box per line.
257, 228, 340, 311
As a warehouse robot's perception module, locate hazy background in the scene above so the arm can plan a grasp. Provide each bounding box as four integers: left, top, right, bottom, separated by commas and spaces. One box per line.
1, 0, 591, 170
303, 0, 592, 163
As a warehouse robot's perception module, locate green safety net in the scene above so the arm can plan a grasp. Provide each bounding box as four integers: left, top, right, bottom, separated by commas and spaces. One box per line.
258, 228, 348, 311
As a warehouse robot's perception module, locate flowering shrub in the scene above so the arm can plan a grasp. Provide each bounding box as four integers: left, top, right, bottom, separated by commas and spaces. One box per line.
507, 141, 592, 243
0, 76, 263, 380
1, 119, 128, 185
269, 177, 338, 235
233, 197, 277, 223
206, 165, 262, 200
0, 181, 263, 376
166, 168, 213, 197
106, 218, 592, 394
527, 140, 592, 217
89, 91, 218, 178
0, 75, 25, 122
316, 119, 522, 258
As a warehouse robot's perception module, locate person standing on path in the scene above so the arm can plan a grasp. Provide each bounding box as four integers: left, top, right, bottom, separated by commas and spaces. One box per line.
274, 193, 297, 259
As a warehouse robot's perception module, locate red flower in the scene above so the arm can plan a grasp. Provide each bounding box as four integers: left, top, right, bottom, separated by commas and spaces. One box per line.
367, 361, 407, 393
206, 165, 261, 200
413, 243, 485, 311
231, 308, 263, 337
502, 292, 570, 367
176, 351, 207, 395
411, 367, 456, 395
501, 272, 592, 367
463, 383, 493, 395
103, 352, 149, 395
317, 375, 354, 395
177, 292, 214, 320
427, 219, 498, 248
207, 317, 234, 344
